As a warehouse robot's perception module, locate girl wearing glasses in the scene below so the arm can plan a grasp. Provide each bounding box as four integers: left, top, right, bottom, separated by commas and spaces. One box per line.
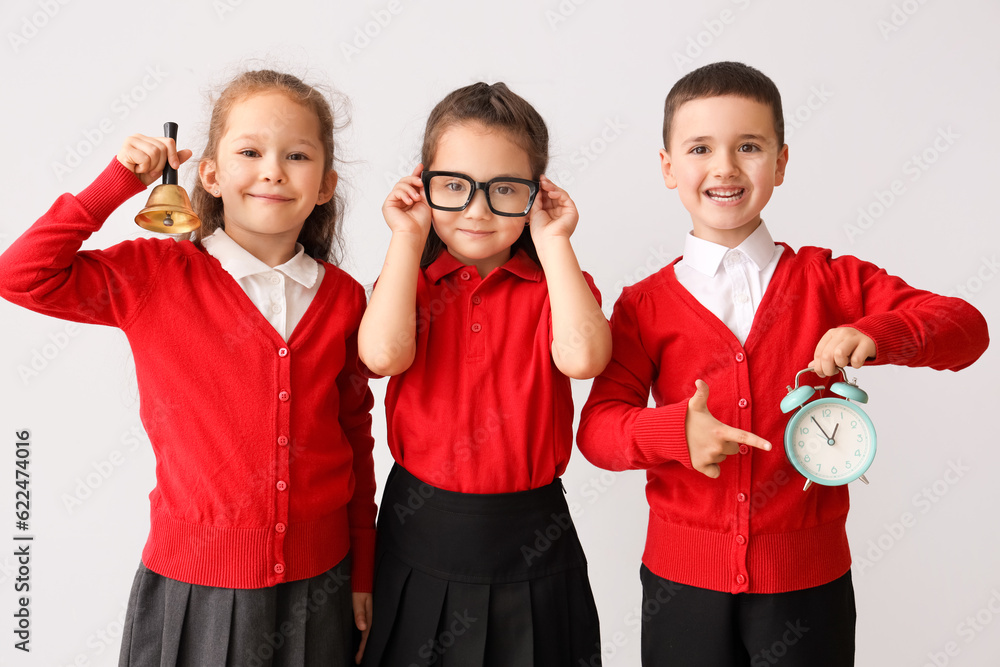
359, 82, 611, 666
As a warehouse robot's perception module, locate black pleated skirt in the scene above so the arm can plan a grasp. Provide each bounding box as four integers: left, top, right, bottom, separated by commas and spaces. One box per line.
118, 556, 353, 666
362, 464, 602, 667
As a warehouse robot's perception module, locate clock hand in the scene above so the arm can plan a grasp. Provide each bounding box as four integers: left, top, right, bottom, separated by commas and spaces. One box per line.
831, 423, 839, 442
809, 416, 830, 438
811, 416, 836, 446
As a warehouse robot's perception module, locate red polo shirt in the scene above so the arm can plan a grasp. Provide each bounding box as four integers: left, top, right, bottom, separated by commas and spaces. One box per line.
384, 250, 601, 493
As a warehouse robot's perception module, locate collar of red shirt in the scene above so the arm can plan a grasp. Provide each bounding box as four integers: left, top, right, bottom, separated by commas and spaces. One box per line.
425, 249, 542, 284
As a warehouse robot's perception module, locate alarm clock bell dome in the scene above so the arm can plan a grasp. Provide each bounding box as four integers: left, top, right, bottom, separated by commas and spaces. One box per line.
829, 381, 869, 403
780, 385, 816, 414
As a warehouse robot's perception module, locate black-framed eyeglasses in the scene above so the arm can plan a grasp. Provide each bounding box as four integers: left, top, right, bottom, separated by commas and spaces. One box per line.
421, 171, 539, 217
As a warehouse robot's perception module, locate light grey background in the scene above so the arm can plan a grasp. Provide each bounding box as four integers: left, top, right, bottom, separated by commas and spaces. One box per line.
1, 1, 997, 665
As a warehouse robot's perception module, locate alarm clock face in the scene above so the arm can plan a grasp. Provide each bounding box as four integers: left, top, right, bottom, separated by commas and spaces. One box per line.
785, 397, 876, 486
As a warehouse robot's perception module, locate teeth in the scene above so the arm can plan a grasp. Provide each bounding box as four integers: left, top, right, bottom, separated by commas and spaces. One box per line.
706, 188, 744, 201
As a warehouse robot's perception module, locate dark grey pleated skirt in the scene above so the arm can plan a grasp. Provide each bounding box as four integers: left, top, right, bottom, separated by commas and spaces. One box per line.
118, 556, 353, 667
362, 464, 602, 667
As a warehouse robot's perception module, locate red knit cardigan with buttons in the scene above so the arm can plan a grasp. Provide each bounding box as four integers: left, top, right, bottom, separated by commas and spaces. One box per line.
578, 245, 989, 594
0, 159, 378, 591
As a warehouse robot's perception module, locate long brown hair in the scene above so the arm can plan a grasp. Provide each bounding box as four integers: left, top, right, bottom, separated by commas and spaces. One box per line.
419, 82, 548, 268
191, 70, 345, 263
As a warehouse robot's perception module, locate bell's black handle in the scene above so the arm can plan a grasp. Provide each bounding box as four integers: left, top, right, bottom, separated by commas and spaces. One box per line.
162, 122, 178, 186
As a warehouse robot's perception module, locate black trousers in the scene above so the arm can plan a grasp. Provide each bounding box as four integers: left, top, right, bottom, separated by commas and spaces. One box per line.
640, 565, 856, 666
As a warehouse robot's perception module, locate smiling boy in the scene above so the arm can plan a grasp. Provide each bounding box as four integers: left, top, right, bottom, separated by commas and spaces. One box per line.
577, 62, 989, 665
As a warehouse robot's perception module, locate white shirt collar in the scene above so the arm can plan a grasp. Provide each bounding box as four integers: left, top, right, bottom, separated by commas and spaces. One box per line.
681, 221, 777, 277
203, 229, 318, 288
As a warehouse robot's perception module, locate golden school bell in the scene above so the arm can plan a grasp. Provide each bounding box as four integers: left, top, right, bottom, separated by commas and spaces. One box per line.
135, 122, 201, 234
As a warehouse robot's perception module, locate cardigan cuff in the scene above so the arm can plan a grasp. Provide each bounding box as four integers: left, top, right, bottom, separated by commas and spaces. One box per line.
76, 157, 147, 223
632, 401, 693, 469
845, 316, 920, 366
350, 527, 377, 593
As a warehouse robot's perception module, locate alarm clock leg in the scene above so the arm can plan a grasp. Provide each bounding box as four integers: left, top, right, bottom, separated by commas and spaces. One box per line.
802, 480, 813, 491
859, 475, 869, 485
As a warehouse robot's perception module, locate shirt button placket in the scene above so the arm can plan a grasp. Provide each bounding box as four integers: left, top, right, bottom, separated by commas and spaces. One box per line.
274, 344, 291, 582
735, 353, 752, 593
466, 278, 487, 361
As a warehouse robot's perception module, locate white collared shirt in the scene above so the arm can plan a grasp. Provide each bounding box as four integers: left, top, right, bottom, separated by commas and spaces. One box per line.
203, 229, 324, 341
674, 222, 784, 345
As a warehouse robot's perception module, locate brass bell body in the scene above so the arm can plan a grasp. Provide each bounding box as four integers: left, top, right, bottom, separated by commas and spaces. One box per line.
135, 183, 201, 233
135, 122, 201, 234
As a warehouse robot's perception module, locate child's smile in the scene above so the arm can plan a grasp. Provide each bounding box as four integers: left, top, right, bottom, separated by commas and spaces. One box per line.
659, 95, 787, 248
427, 122, 533, 277
199, 92, 336, 266
704, 186, 746, 204
458, 228, 494, 236
247, 192, 294, 203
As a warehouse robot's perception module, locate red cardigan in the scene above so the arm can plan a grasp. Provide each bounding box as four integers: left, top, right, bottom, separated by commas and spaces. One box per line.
578, 244, 988, 594
0, 159, 377, 591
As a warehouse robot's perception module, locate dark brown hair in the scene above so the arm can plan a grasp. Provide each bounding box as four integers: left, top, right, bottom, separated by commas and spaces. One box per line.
191, 70, 344, 263
662, 61, 784, 151
419, 82, 548, 268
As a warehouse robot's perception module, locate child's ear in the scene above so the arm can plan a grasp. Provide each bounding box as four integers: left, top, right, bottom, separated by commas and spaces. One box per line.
659, 149, 678, 189
199, 159, 219, 194
317, 169, 338, 205
774, 144, 789, 187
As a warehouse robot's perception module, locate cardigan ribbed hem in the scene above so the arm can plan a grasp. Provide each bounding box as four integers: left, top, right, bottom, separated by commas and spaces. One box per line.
76, 158, 146, 223
641, 510, 852, 594
142, 507, 351, 590
633, 401, 692, 468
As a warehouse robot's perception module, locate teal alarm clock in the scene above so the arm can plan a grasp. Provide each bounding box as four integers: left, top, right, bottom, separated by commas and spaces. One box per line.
779, 367, 877, 491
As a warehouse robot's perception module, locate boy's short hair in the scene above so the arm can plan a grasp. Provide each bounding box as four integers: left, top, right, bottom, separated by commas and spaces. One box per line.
662, 61, 784, 150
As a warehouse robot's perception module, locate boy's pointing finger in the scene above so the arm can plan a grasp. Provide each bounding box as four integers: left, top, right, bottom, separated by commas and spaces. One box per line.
729, 427, 771, 452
